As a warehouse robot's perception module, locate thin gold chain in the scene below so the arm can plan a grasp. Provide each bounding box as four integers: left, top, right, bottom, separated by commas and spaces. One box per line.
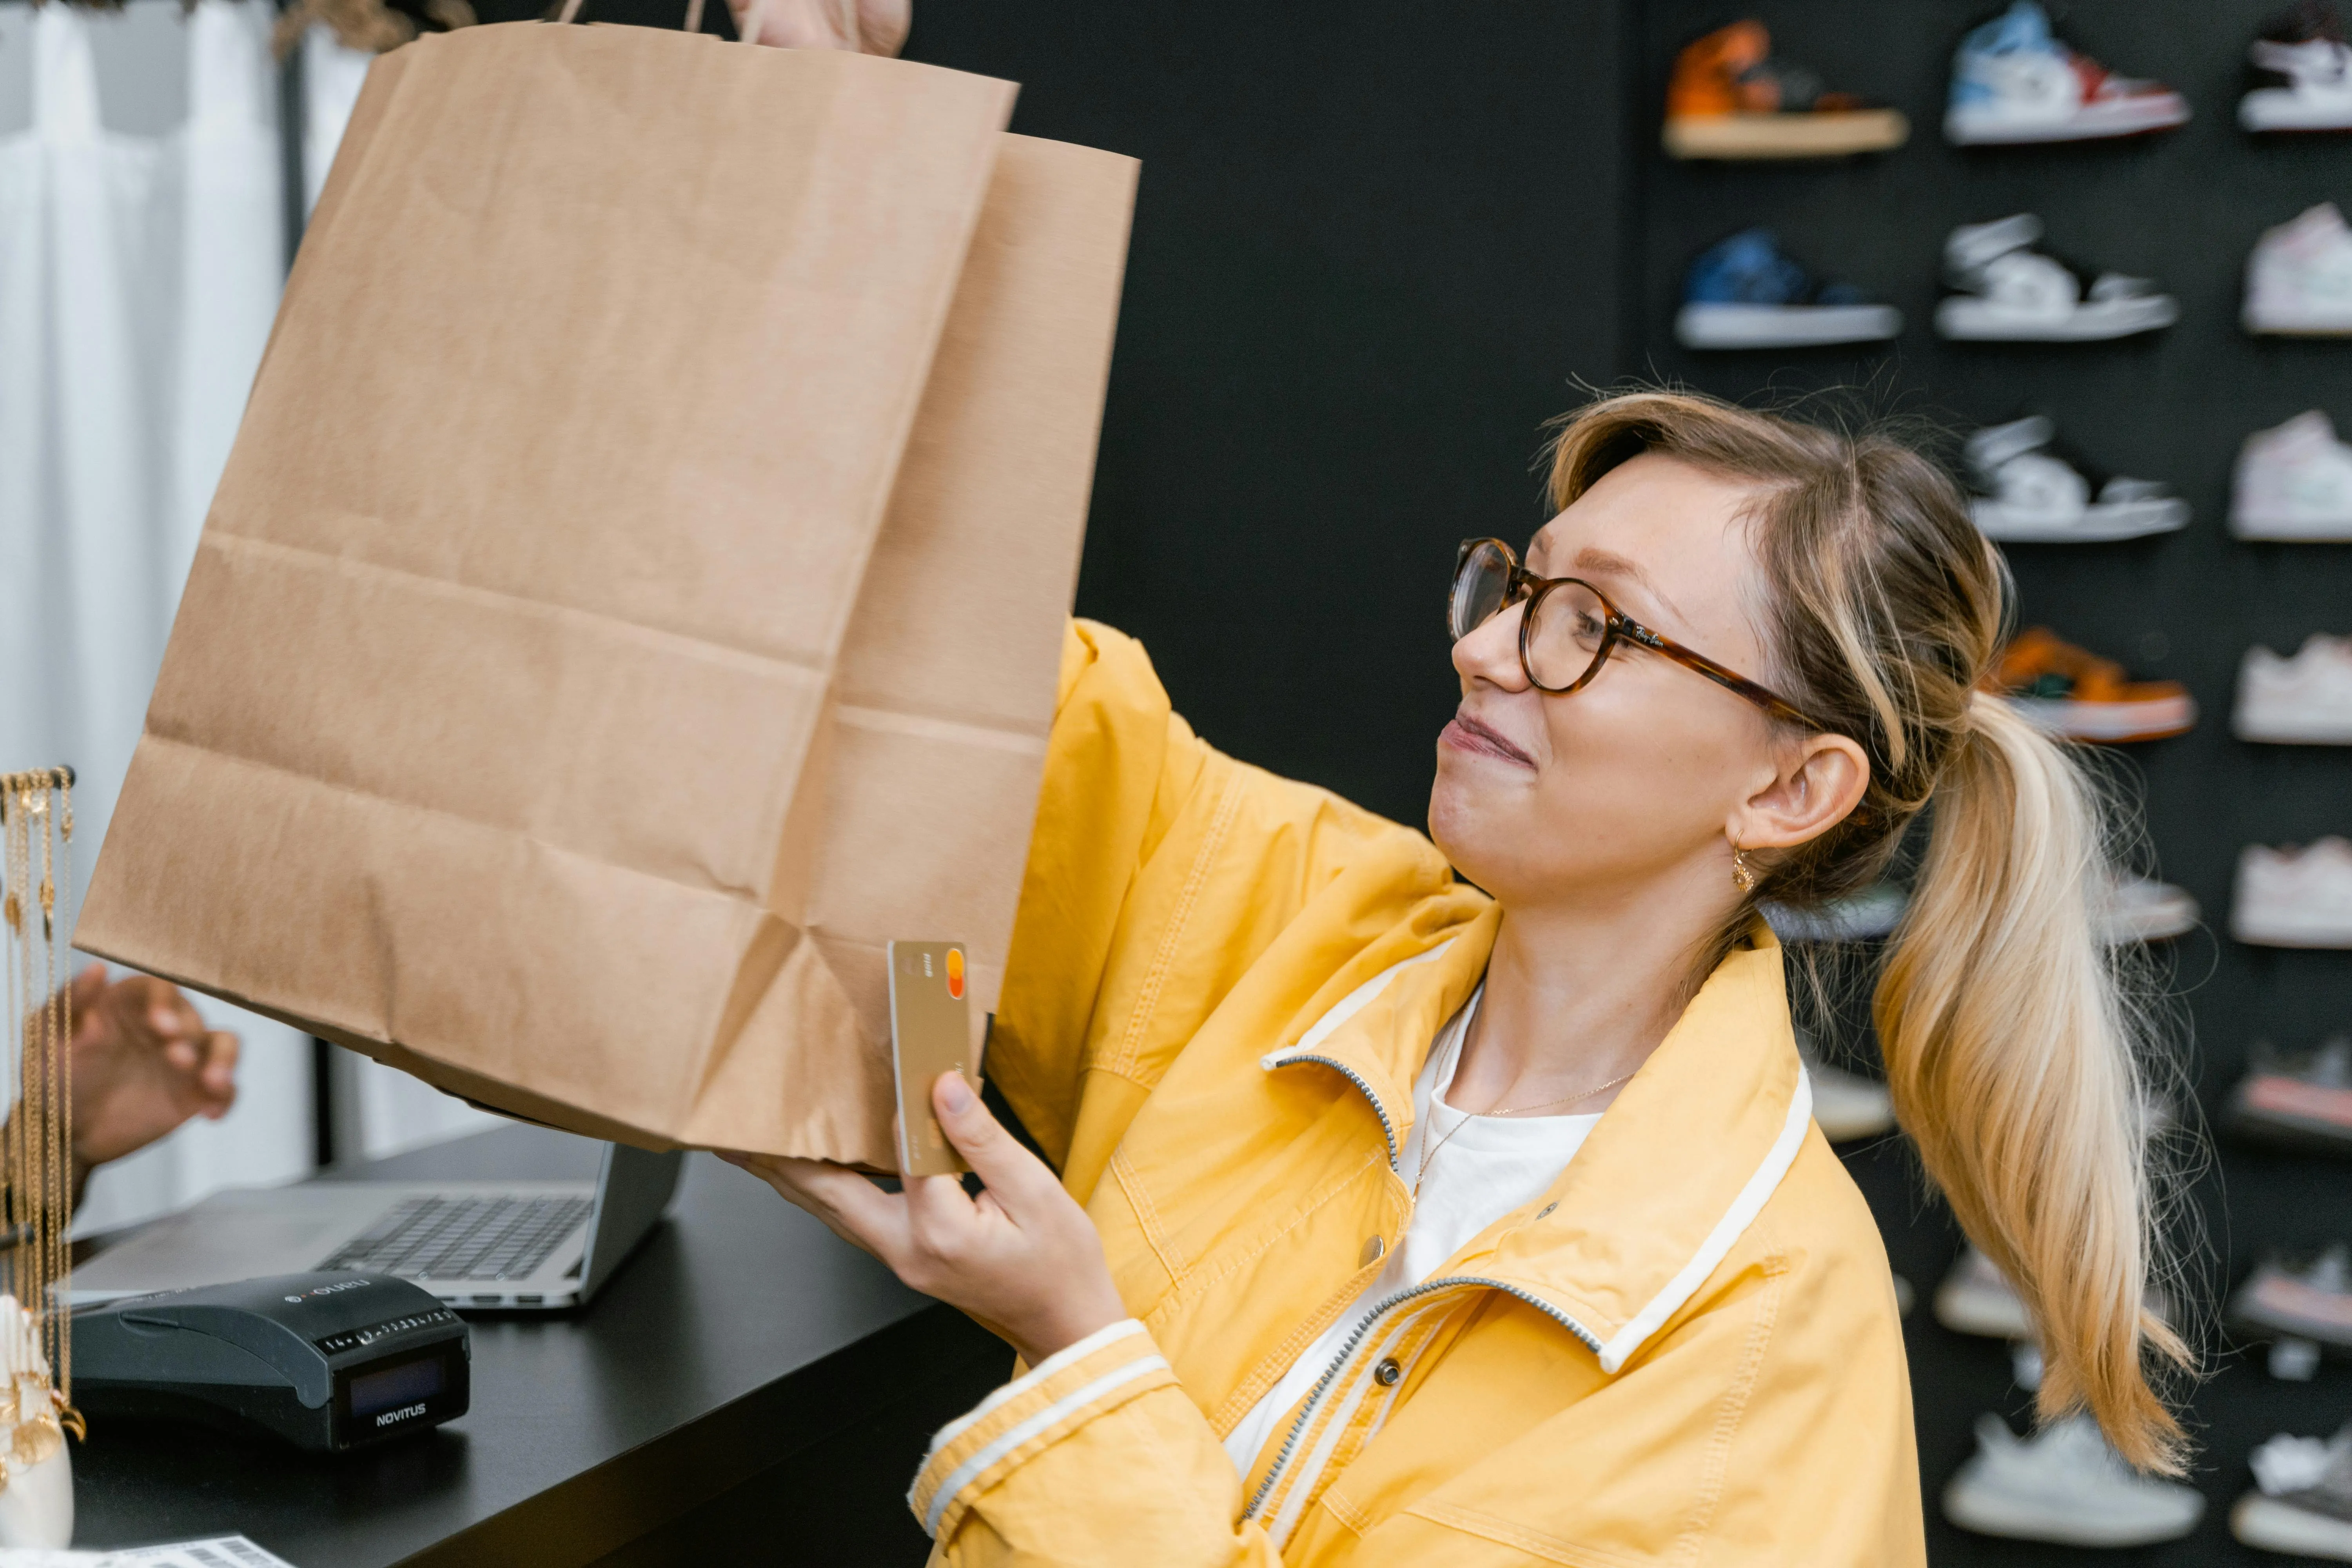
1410, 1006, 1639, 1198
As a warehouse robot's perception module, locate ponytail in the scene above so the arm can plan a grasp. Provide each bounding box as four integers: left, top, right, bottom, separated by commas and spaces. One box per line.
1878, 695, 2188, 1473
1548, 388, 2194, 1474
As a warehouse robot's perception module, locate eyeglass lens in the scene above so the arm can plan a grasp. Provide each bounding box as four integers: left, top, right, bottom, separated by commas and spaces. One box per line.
1450, 544, 1612, 691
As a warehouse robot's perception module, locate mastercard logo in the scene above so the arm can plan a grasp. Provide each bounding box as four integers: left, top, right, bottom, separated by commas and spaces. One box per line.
946, 947, 965, 1000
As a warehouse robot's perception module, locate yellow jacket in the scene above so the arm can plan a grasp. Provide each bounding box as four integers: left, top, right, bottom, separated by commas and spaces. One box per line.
910, 622, 1925, 1566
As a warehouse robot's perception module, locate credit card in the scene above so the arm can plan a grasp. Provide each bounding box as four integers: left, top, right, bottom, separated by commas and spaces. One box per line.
887, 940, 977, 1177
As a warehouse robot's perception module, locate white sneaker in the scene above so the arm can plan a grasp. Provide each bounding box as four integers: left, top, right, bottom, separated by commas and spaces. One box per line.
2235, 411, 2352, 539
1797, 1033, 1896, 1143
1938, 214, 2177, 341
1966, 416, 2188, 540
2247, 204, 2352, 334
2234, 1427, 2352, 1561
2239, 635, 2352, 742
2235, 838, 2352, 947
1936, 1246, 2035, 1339
1944, 1414, 2205, 1545
2100, 875, 2200, 942
2243, 5, 2352, 132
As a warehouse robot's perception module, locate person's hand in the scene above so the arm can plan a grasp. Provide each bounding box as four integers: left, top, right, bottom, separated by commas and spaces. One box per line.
56, 965, 239, 1180
721, 1072, 1126, 1364
729, 0, 908, 54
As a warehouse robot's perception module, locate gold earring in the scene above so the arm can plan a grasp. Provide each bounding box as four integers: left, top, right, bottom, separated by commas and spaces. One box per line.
1731, 845, 1757, 893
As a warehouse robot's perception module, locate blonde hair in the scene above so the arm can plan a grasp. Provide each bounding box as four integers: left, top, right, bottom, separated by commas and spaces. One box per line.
1548, 389, 2192, 1474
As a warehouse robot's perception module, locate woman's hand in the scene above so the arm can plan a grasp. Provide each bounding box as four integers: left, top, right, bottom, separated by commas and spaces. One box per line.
721, 1073, 1127, 1365
60, 965, 239, 1187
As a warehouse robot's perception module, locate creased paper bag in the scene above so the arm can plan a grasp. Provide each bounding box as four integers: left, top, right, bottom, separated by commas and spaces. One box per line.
77, 22, 1136, 1166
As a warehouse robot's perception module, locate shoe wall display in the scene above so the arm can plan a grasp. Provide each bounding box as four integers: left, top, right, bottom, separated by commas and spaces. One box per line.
2243, 1, 2352, 132
2236, 840, 2352, 946
1966, 415, 2188, 541
1675, 228, 1902, 348
1663, 21, 1909, 159
2229, 1038, 2352, 1153
2235, 412, 2352, 539
1938, 214, 2178, 341
1944, 1414, 2205, 1546
1998, 626, 2198, 742
2246, 205, 2352, 336
1632, 3, 2352, 1556
2239, 635, 2352, 742
2235, 1427, 2352, 1561
1946, 2, 2191, 145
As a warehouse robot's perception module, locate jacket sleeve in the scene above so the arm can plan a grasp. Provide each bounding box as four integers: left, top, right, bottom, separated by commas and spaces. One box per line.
986, 621, 1452, 1200
909, 1319, 1284, 1567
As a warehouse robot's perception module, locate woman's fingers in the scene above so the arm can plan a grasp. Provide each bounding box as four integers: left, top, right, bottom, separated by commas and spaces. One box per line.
929, 1071, 1062, 1216
722, 1151, 907, 1259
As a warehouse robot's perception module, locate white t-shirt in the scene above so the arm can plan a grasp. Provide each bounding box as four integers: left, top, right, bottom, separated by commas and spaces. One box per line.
1222, 987, 1601, 1478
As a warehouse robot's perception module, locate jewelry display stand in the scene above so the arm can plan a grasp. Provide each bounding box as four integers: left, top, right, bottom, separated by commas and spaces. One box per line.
0, 768, 84, 1550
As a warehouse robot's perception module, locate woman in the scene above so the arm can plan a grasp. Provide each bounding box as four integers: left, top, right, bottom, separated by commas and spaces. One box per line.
726, 390, 2187, 1564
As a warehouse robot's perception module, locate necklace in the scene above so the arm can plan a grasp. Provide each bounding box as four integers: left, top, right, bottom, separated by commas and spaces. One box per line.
1410, 1013, 1640, 1197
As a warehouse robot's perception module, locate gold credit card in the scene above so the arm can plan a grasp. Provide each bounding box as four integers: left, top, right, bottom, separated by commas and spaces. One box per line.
888, 940, 977, 1177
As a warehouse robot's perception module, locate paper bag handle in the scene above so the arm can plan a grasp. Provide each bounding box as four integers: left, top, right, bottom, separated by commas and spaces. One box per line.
550, 0, 726, 45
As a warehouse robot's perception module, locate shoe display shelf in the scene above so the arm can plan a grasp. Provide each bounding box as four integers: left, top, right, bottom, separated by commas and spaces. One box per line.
1638, 1, 2352, 1561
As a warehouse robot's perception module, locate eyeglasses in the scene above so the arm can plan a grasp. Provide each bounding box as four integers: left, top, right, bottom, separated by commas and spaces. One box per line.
1448, 538, 1828, 731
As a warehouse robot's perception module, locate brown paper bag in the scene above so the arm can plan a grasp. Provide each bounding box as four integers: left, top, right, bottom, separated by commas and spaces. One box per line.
78, 22, 1137, 1166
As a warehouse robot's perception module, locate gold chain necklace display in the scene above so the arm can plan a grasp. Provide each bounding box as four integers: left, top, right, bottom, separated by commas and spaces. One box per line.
1410, 1013, 1638, 1199
0, 767, 84, 1477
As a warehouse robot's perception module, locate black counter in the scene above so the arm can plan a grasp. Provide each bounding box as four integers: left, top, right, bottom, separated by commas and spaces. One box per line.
69, 1125, 1008, 1566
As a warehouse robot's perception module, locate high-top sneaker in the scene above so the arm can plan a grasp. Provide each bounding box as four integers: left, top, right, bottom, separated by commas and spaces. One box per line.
2234, 411, 2352, 538
1998, 627, 2197, 742
2235, 1427, 2352, 1560
1946, 2, 2191, 145
1675, 228, 1902, 348
1965, 415, 2188, 540
1938, 214, 2177, 341
2243, 0, 2352, 132
2246, 204, 2352, 334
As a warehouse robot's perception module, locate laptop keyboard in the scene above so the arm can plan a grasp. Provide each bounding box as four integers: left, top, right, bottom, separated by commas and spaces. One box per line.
319, 1195, 593, 1283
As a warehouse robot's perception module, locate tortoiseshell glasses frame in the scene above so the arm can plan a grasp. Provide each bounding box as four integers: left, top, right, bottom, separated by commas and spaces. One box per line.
1449, 537, 1830, 732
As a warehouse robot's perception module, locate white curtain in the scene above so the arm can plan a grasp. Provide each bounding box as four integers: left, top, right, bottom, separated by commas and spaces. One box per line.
0, 0, 490, 1230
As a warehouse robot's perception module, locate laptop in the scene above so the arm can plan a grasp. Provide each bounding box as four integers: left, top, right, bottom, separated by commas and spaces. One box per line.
69, 1143, 683, 1310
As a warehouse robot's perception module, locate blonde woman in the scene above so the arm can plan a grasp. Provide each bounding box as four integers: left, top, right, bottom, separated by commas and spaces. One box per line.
726, 390, 2186, 1564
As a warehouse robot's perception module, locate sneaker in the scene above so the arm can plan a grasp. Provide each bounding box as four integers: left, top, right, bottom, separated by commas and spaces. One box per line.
1965, 416, 2189, 541
2238, 635, 2352, 742
1663, 21, 1910, 159
1797, 1032, 1896, 1142
1675, 229, 1903, 348
2228, 1038, 2352, 1153
1762, 882, 1907, 942
2243, 1, 2352, 132
1938, 215, 2179, 341
2235, 412, 2352, 539
1936, 1246, 2035, 1339
2247, 204, 2352, 334
2235, 1427, 2352, 1560
1998, 627, 2198, 742
2234, 1247, 2352, 1350
1946, 2, 2192, 145
2235, 840, 2352, 947
2100, 875, 2200, 942
1944, 1413, 2205, 1545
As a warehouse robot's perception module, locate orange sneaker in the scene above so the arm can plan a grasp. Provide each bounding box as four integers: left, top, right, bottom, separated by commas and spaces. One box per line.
1664, 20, 1910, 159
1996, 627, 2197, 741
